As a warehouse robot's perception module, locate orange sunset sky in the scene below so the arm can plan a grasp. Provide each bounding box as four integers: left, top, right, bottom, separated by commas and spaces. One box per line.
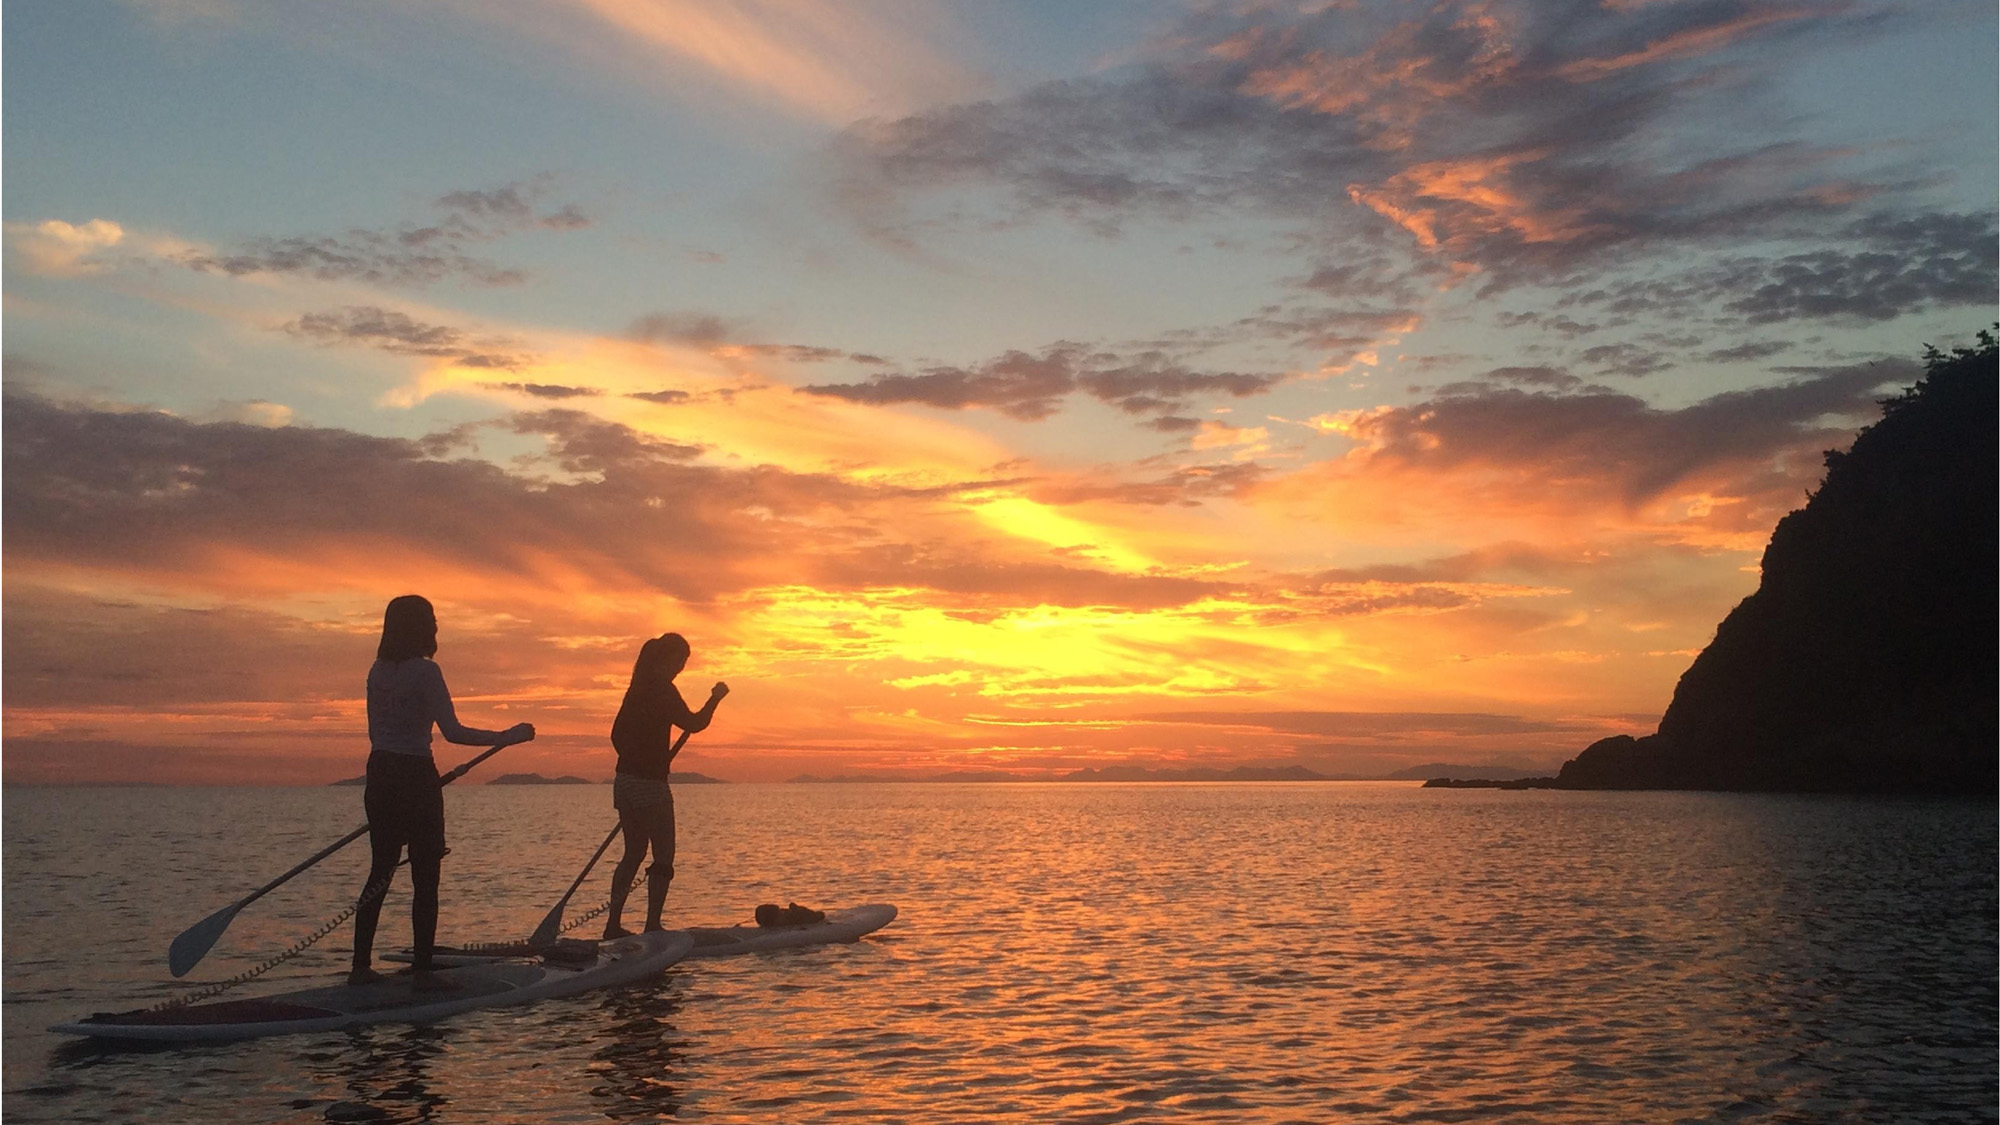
4, 0, 1996, 783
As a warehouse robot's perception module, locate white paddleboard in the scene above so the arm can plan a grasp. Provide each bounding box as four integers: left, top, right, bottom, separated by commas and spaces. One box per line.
682, 903, 896, 958
51, 929, 694, 1043
396, 903, 897, 967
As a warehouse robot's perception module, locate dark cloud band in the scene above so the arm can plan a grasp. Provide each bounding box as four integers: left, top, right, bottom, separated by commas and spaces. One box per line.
284, 306, 531, 370
177, 179, 589, 288
802, 342, 1284, 422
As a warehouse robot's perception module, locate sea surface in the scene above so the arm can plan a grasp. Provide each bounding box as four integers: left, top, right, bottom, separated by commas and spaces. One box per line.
3, 782, 1994, 1123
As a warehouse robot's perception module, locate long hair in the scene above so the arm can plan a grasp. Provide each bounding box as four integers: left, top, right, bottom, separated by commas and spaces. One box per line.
631, 632, 690, 686
377, 595, 438, 662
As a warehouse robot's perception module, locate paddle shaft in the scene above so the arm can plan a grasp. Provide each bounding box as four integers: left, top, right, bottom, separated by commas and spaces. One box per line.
438, 739, 516, 785
531, 728, 694, 944
232, 823, 373, 917
530, 823, 622, 946
168, 736, 523, 976
232, 739, 513, 913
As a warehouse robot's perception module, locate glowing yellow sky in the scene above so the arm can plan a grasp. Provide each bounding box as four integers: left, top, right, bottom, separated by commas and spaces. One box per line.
4, 0, 1990, 783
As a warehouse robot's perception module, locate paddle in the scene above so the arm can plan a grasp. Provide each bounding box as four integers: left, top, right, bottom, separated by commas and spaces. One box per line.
167, 737, 526, 977
528, 728, 695, 946
528, 822, 622, 948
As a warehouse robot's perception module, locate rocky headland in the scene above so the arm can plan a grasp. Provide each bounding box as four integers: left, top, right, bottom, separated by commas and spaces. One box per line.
1556, 336, 1998, 794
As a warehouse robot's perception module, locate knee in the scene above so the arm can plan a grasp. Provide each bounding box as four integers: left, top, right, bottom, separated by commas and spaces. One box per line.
407, 857, 443, 891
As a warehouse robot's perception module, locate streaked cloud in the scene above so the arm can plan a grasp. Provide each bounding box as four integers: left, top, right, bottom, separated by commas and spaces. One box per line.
1028, 462, 1267, 508
1272, 356, 1913, 550
1137, 710, 1582, 737
476, 0, 977, 124
631, 311, 886, 366
1562, 211, 2000, 325
802, 342, 1285, 425
197, 400, 296, 427
483, 381, 603, 399
284, 306, 533, 370
391, 336, 1017, 485
832, 0, 1993, 342
175, 179, 588, 288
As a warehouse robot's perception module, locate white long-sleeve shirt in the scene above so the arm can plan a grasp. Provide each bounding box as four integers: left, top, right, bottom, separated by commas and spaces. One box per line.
367, 658, 510, 758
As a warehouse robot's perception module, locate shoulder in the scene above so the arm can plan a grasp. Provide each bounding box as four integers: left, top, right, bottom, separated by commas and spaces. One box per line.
373, 658, 444, 687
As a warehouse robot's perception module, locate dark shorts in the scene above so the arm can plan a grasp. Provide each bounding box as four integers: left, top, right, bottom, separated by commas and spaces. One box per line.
364, 751, 446, 862
613, 774, 675, 877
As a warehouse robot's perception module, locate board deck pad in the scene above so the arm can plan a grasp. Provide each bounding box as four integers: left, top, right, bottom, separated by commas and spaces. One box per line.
51, 930, 694, 1042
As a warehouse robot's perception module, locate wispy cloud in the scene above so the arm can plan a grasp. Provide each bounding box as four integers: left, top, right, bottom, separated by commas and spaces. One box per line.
1138, 710, 1582, 737
474, 0, 977, 124
175, 179, 589, 288
284, 306, 533, 369
0, 390, 932, 603
831, 0, 1993, 338
631, 311, 886, 366
1562, 211, 1999, 325
1280, 356, 1914, 550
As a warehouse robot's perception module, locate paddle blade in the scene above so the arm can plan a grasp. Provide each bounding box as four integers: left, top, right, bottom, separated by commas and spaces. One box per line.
527, 908, 563, 949
168, 901, 242, 977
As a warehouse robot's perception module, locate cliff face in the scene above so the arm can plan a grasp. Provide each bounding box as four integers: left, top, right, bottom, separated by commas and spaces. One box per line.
1560, 337, 1998, 794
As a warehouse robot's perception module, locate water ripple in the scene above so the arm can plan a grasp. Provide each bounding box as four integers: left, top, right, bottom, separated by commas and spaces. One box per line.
4, 784, 1994, 1122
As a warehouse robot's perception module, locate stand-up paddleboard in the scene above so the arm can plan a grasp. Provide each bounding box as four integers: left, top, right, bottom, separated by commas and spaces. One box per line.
681, 903, 895, 958
51, 930, 694, 1043
396, 903, 897, 967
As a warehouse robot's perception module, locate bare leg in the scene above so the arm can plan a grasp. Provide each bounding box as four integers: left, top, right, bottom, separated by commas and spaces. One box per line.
603, 816, 645, 939
642, 801, 675, 931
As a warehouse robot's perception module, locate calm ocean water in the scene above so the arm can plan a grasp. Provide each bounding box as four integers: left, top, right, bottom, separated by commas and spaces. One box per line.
3, 782, 1993, 1123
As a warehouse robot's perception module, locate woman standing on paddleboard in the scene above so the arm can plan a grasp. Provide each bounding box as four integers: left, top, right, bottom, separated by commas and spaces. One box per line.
603, 632, 728, 937
351, 594, 534, 990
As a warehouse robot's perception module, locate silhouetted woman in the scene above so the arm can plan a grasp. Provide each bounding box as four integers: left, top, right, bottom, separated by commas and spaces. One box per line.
603, 633, 728, 937
351, 594, 533, 989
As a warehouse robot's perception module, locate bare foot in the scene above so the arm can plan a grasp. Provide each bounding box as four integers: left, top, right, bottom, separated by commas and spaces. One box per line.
347, 967, 388, 987
643, 922, 666, 933
411, 971, 461, 994
601, 924, 633, 940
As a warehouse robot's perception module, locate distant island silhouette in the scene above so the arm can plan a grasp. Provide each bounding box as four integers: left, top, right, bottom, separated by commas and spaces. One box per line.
787, 762, 1546, 784
487, 772, 592, 785
1553, 335, 1997, 794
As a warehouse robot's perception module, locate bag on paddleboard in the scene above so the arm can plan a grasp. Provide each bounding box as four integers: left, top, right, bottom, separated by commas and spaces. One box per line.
754, 902, 825, 927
